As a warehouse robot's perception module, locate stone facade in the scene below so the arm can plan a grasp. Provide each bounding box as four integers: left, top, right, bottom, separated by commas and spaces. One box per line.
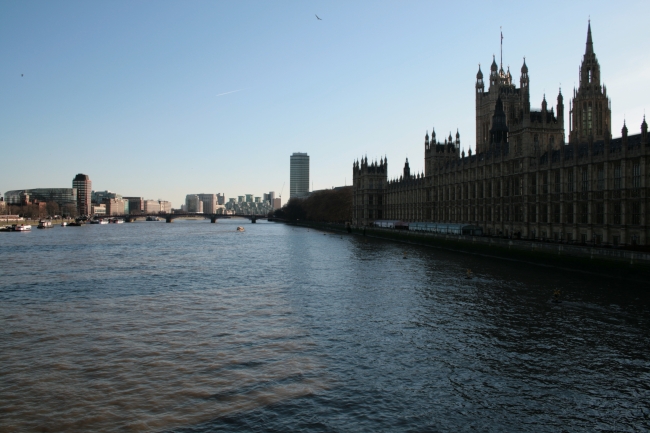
353, 24, 649, 246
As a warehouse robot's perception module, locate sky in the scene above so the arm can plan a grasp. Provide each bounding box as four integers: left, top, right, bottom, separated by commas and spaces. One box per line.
1, 1, 649, 208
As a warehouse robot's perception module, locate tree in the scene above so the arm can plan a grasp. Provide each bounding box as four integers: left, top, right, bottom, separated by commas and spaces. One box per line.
273, 187, 352, 223
46, 201, 60, 217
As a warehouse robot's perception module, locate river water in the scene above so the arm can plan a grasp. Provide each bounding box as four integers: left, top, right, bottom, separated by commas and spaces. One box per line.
0, 219, 648, 432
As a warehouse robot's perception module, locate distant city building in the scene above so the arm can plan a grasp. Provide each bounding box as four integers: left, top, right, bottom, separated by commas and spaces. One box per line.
273, 198, 281, 210
216, 193, 225, 205
159, 200, 172, 214
185, 195, 203, 213
104, 198, 127, 215
290, 152, 310, 198
197, 194, 217, 214
73, 174, 92, 216
245, 194, 253, 203
92, 190, 121, 204
237, 196, 244, 203
144, 200, 160, 214
268, 191, 276, 203
124, 197, 144, 215
4, 188, 77, 208
91, 203, 106, 216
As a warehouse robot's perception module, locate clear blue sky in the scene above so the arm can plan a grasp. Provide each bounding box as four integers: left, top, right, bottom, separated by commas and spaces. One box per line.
1, 1, 648, 207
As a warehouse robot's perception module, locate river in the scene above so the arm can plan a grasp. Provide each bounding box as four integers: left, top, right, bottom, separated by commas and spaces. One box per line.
0, 219, 648, 432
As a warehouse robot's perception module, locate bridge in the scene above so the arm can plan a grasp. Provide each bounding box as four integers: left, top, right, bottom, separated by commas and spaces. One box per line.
122, 213, 269, 223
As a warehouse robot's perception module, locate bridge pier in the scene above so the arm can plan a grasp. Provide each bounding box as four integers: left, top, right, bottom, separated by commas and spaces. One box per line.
210, 216, 217, 223
251, 216, 257, 223
125, 216, 136, 223
166, 216, 173, 223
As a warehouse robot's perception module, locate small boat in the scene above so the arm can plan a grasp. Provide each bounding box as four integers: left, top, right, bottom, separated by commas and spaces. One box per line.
14, 224, 32, 231
61, 222, 68, 226
146, 216, 160, 222
38, 220, 53, 229
89, 219, 100, 224
98, 219, 108, 225
236, 226, 245, 232
109, 218, 124, 224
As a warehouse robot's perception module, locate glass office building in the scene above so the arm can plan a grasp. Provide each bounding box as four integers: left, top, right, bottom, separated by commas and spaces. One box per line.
4, 188, 77, 207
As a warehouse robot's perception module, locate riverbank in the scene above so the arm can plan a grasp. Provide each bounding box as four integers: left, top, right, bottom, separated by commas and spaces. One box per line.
0, 218, 72, 227
282, 220, 650, 282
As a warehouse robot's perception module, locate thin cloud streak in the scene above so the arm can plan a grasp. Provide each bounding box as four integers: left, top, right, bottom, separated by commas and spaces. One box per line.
216, 89, 246, 97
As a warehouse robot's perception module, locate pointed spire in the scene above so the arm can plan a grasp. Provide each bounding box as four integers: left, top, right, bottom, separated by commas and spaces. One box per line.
622, 120, 628, 136
521, 57, 528, 74
586, 20, 594, 55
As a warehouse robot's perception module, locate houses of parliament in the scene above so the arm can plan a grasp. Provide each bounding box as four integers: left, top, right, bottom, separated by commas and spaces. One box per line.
352, 23, 649, 246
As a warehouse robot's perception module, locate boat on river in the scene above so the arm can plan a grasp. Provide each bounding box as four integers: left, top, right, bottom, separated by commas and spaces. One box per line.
236, 226, 245, 232
61, 221, 68, 226
109, 218, 124, 224
38, 220, 53, 229
14, 224, 32, 231
146, 216, 160, 221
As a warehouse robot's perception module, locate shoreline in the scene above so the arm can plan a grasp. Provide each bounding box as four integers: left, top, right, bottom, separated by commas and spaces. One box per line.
282, 220, 650, 283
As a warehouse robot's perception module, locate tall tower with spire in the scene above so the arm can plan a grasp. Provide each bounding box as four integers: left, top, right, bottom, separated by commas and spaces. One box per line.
475, 30, 524, 154
569, 21, 611, 143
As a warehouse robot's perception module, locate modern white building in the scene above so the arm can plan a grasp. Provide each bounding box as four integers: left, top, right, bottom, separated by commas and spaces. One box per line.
290, 152, 309, 199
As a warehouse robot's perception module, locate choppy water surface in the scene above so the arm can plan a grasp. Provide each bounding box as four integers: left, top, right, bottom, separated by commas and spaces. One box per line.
1, 219, 649, 432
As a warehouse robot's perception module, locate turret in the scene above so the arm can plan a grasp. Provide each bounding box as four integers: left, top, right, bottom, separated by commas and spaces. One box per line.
520, 58, 530, 114
642, 115, 648, 144
490, 55, 498, 87
403, 158, 411, 180
557, 88, 564, 122
476, 65, 484, 94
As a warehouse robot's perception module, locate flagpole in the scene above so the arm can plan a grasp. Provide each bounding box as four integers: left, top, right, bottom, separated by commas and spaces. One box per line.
500, 27, 503, 70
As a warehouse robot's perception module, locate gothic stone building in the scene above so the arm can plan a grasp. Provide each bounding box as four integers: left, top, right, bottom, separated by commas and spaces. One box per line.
353, 24, 649, 246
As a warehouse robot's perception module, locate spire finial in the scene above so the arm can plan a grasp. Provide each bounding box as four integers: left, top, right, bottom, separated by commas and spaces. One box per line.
586, 20, 594, 55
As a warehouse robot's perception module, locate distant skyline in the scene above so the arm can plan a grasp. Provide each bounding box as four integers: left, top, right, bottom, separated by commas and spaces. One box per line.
2, 1, 648, 207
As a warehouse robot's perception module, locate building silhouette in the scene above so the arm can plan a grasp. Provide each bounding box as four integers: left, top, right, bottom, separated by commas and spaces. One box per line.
72, 174, 91, 216
290, 152, 310, 199
353, 23, 649, 246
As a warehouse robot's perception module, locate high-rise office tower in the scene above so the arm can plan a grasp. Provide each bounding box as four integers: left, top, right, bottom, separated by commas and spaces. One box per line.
72, 173, 91, 216
290, 153, 309, 198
